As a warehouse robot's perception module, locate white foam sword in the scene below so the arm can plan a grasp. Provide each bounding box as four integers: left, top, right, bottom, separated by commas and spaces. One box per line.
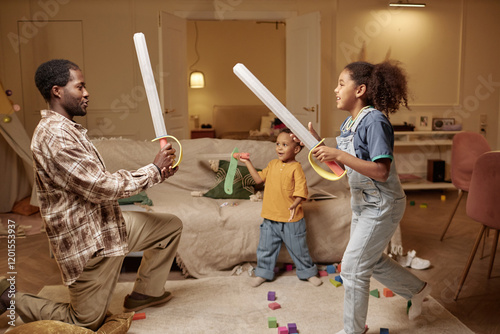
233, 63, 345, 181
133, 32, 182, 167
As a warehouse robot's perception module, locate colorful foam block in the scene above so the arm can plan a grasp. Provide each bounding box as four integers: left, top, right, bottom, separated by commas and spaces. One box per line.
268, 291, 276, 301
286, 264, 293, 271
370, 289, 380, 298
319, 270, 328, 277
334, 275, 343, 284
269, 302, 281, 310
410, 200, 415, 206
337, 263, 341, 272
383, 288, 394, 297
132, 312, 146, 320
330, 278, 342, 287
268, 317, 277, 328
441, 195, 446, 201
326, 264, 337, 273
278, 326, 288, 334
288, 323, 298, 333
380, 328, 389, 334
420, 203, 428, 208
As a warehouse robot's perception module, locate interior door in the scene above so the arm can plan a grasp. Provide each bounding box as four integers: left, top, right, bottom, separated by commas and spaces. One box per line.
159, 11, 189, 139
286, 12, 321, 132
18, 20, 85, 136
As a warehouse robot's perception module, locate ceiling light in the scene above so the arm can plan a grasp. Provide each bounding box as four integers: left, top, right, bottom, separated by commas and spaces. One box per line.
389, 1, 426, 7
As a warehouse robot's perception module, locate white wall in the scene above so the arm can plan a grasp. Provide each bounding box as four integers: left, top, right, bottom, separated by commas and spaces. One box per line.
0, 0, 498, 148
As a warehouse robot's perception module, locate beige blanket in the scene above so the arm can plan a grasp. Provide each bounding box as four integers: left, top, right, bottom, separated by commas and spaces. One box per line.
93, 137, 401, 278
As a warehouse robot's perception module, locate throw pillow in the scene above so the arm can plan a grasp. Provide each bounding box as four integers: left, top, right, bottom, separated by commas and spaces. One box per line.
7, 312, 134, 334
203, 160, 260, 199
118, 191, 153, 206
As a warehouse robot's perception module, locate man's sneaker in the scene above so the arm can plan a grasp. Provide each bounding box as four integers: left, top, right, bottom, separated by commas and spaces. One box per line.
123, 291, 172, 312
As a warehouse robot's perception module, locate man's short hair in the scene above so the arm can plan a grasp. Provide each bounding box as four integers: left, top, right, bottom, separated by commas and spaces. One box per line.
34, 59, 80, 102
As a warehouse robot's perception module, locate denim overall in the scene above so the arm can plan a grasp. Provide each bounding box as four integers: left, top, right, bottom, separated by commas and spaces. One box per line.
337, 107, 425, 334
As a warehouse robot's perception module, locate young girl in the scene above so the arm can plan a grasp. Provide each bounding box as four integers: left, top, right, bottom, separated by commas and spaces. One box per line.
239, 128, 322, 288
303, 61, 431, 334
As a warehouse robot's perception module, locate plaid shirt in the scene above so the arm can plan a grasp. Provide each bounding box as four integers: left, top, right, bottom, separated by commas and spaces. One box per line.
31, 110, 162, 285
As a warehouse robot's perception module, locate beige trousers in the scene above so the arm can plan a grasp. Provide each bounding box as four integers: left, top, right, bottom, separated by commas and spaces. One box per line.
16, 211, 182, 330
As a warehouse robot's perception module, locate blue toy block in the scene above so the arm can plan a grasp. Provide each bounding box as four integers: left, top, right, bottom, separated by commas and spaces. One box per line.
380, 328, 389, 334
326, 264, 337, 274
334, 275, 343, 284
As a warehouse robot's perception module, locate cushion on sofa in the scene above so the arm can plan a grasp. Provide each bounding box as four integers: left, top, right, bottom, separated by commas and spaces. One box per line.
203, 160, 259, 199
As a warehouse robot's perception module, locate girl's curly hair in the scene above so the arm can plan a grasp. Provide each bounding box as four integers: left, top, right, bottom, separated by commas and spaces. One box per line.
345, 60, 409, 116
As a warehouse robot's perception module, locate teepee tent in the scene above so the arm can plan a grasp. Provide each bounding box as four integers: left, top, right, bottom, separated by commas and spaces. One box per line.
0, 81, 34, 213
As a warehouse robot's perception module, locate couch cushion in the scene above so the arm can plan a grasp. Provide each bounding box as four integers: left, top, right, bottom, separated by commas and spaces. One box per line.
203, 160, 259, 199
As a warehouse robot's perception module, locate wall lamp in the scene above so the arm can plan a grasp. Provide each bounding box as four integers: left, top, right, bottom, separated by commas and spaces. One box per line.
189, 21, 205, 88
389, 1, 426, 7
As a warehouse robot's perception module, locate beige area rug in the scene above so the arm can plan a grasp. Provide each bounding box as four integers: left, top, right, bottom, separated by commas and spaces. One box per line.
36, 275, 473, 334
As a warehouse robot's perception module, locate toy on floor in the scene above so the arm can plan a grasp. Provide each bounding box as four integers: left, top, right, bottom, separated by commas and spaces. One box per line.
268, 291, 276, 301
278, 326, 288, 334
132, 312, 146, 320
370, 289, 380, 298
288, 323, 297, 333
326, 264, 337, 274
330, 278, 342, 287
268, 302, 281, 310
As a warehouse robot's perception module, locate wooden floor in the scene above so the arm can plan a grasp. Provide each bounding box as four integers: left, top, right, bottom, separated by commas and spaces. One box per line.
0, 190, 499, 333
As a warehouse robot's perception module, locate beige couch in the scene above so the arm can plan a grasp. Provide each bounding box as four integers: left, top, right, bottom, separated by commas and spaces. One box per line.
92, 136, 357, 278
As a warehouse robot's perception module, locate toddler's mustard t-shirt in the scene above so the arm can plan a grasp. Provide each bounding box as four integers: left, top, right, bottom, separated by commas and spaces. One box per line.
258, 159, 308, 223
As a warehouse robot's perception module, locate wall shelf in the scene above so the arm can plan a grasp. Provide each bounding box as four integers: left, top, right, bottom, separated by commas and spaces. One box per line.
394, 131, 462, 191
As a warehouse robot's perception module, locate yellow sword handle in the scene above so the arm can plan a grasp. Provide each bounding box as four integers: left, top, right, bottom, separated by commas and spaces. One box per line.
152, 135, 183, 168
308, 138, 346, 181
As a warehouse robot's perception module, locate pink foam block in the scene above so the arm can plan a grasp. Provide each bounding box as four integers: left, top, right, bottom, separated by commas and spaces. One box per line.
278, 326, 288, 334
132, 312, 146, 320
268, 302, 281, 310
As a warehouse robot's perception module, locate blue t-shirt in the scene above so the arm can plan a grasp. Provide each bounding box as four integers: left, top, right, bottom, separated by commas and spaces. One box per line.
339, 109, 394, 162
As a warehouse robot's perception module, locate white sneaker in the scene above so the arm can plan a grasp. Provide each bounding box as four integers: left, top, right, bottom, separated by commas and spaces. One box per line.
398, 250, 430, 270
409, 283, 432, 320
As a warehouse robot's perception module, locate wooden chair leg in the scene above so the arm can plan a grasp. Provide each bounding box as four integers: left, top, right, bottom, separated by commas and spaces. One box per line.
454, 225, 487, 301
487, 229, 499, 279
480, 227, 490, 259
440, 190, 464, 241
